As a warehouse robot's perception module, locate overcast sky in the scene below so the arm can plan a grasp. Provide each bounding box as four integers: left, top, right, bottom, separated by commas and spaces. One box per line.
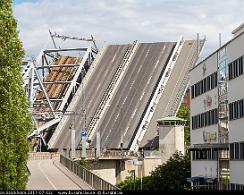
13, 0, 244, 59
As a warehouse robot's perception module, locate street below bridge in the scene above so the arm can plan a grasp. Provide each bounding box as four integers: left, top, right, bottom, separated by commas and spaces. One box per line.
27, 157, 92, 190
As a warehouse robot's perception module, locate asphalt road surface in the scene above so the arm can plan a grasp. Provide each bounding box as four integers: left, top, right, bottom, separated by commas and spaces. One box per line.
27, 158, 91, 190
97, 42, 176, 149
140, 40, 199, 148
51, 44, 130, 149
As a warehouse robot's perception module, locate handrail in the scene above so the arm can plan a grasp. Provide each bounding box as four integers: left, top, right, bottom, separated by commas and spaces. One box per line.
28, 152, 61, 160
60, 155, 120, 190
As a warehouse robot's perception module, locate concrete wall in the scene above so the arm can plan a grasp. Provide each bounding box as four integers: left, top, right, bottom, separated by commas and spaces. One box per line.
227, 29, 244, 186
229, 161, 244, 184
190, 54, 218, 146
88, 157, 162, 185
159, 125, 184, 163
191, 160, 218, 178
90, 160, 117, 185
142, 158, 162, 176
190, 28, 244, 185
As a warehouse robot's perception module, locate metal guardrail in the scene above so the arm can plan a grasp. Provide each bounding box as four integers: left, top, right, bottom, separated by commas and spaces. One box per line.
143, 150, 160, 158
64, 149, 139, 159
60, 154, 120, 190
28, 152, 61, 160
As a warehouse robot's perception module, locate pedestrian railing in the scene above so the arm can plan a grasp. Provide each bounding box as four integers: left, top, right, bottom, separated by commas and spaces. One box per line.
28, 152, 61, 160
64, 149, 139, 159
60, 154, 120, 190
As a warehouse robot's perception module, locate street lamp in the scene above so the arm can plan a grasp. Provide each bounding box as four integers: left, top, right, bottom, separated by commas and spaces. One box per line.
128, 169, 136, 190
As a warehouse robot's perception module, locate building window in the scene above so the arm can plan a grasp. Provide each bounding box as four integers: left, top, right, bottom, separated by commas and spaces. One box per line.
191, 72, 218, 99
240, 143, 244, 160
228, 55, 244, 80
229, 98, 244, 121
235, 143, 240, 160
239, 99, 244, 118
192, 149, 216, 160
191, 108, 218, 130
212, 149, 218, 160
230, 143, 234, 160
229, 103, 233, 120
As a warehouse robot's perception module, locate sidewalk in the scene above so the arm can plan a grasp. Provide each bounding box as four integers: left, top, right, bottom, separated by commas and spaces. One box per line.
53, 158, 93, 190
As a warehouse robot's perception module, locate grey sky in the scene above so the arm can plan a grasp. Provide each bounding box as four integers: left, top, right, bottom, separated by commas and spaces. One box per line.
13, 0, 244, 58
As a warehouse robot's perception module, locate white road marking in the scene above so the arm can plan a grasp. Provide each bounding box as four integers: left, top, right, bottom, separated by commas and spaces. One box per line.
123, 96, 127, 105
131, 108, 137, 119
38, 161, 57, 190
115, 113, 120, 121
123, 126, 129, 137
130, 80, 135, 89
137, 64, 142, 73
111, 53, 118, 63
161, 46, 166, 53
146, 75, 152, 85
139, 91, 145, 101
154, 59, 160, 69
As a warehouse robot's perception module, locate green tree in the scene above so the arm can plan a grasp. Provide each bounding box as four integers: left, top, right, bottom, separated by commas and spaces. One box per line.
117, 152, 191, 191
177, 104, 190, 146
117, 176, 153, 190
150, 151, 191, 191
0, 0, 32, 190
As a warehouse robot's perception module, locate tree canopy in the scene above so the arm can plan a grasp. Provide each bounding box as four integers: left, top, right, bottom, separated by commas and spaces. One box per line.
149, 151, 191, 190
117, 152, 191, 191
0, 0, 32, 190
177, 104, 190, 146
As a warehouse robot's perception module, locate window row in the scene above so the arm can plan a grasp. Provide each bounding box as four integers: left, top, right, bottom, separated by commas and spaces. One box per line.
229, 99, 244, 120
192, 149, 218, 160
191, 72, 218, 99
228, 56, 243, 80
230, 142, 244, 160
192, 108, 218, 130
230, 183, 244, 191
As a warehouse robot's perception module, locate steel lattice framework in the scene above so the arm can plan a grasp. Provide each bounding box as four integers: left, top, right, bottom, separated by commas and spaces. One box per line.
23, 31, 97, 148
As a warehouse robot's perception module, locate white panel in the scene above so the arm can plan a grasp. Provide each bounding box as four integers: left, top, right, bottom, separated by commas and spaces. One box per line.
190, 52, 218, 85
230, 161, 244, 185
191, 89, 218, 116
228, 75, 244, 103
227, 33, 244, 62
229, 118, 244, 142
191, 124, 218, 145
191, 161, 217, 178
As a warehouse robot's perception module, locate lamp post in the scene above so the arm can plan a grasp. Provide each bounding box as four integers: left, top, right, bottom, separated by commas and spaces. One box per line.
58, 110, 85, 159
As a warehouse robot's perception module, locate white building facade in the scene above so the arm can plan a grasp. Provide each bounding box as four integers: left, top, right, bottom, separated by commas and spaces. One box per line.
189, 23, 244, 190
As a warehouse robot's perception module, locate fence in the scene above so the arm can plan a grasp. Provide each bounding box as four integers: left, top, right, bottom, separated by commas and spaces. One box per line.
28, 152, 61, 160
64, 149, 139, 159
143, 150, 160, 158
60, 154, 120, 190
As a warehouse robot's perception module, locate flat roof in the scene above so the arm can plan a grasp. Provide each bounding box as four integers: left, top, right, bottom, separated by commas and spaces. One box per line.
190, 24, 244, 72
232, 22, 244, 34
189, 143, 229, 150
157, 116, 186, 122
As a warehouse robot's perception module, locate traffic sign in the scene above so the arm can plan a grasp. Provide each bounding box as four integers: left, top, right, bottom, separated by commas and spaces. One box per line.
81, 130, 87, 137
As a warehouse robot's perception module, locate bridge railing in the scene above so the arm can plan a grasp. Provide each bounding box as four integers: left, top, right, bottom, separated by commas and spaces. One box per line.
64, 149, 139, 159
60, 154, 120, 190
28, 152, 61, 160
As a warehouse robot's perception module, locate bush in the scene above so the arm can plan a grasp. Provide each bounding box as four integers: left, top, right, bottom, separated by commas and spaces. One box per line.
116, 152, 191, 191
76, 158, 91, 170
